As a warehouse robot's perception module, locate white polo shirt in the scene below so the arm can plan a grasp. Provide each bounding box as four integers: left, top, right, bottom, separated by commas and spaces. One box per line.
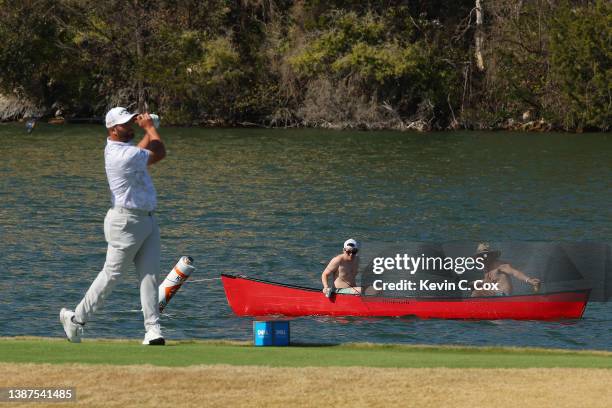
105, 138, 157, 211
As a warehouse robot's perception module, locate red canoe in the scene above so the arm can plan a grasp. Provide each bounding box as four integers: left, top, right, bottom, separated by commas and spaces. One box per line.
221, 274, 590, 320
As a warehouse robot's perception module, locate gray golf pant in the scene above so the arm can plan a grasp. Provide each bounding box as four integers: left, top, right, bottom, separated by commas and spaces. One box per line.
75, 207, 161, 332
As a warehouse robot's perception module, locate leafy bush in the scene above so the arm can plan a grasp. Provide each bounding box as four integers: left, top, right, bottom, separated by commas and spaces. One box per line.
549, 0, 611, 130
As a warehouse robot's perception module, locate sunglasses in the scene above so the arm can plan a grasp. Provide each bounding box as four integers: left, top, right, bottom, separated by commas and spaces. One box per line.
345, 249, 358, 255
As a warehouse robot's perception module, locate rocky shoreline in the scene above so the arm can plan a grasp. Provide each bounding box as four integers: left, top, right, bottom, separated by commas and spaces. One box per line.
0, 94, 600, 133
0, 95, 45, 122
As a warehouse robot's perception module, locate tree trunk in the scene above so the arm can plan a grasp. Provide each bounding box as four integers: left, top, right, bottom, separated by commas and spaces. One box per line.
475, 0, 485, 71
134, 0, 146, 112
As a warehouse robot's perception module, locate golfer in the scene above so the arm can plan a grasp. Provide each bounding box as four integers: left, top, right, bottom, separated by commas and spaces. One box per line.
60, 107, 166, 345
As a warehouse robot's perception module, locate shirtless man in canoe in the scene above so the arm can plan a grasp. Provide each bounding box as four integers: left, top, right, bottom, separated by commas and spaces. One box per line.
321, 239, 361, 296
471, 243, 540, 297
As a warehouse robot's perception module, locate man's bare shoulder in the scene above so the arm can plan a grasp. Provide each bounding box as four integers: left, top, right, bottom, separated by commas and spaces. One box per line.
329, 254, 344, 264
323, 255, 342, 269
496, 262, 513, 273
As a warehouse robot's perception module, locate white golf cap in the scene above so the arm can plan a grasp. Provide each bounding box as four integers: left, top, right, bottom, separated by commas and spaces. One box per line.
105, 107, 137, 128
343, 239, 360, 251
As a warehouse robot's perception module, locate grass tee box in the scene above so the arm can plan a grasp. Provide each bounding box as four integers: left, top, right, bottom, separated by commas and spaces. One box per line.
0, 338, 610, 368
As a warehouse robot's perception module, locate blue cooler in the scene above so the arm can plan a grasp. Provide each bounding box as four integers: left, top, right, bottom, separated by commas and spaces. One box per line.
253, 321, 273, 346
272, 321, 290, 346
253, 321, 290, 346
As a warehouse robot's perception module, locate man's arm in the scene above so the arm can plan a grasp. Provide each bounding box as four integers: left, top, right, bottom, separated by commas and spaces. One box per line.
136, 113, 166, 165
321, 257, 340, 292
499, 264, 540, 285
137, 130, 151, 150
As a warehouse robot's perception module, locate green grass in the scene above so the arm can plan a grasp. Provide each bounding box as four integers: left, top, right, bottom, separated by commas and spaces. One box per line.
0, 338, 610, 368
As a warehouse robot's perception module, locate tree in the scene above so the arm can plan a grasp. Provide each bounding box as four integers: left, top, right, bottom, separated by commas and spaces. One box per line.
549, 0, 611, 130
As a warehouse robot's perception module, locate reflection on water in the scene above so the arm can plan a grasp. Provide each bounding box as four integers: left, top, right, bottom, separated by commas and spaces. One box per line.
0, 124, 611, 349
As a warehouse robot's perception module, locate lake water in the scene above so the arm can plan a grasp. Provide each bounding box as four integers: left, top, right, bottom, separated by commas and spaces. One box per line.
1, 123, 610, 350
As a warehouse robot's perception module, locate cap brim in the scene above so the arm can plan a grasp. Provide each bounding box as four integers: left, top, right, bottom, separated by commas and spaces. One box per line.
115, 113, 138, 125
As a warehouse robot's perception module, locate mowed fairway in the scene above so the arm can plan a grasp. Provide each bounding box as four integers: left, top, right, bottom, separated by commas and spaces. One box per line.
0, 338, 611, 407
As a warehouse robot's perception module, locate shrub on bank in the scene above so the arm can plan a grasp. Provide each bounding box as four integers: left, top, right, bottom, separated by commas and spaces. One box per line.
0, 0, 608, 131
